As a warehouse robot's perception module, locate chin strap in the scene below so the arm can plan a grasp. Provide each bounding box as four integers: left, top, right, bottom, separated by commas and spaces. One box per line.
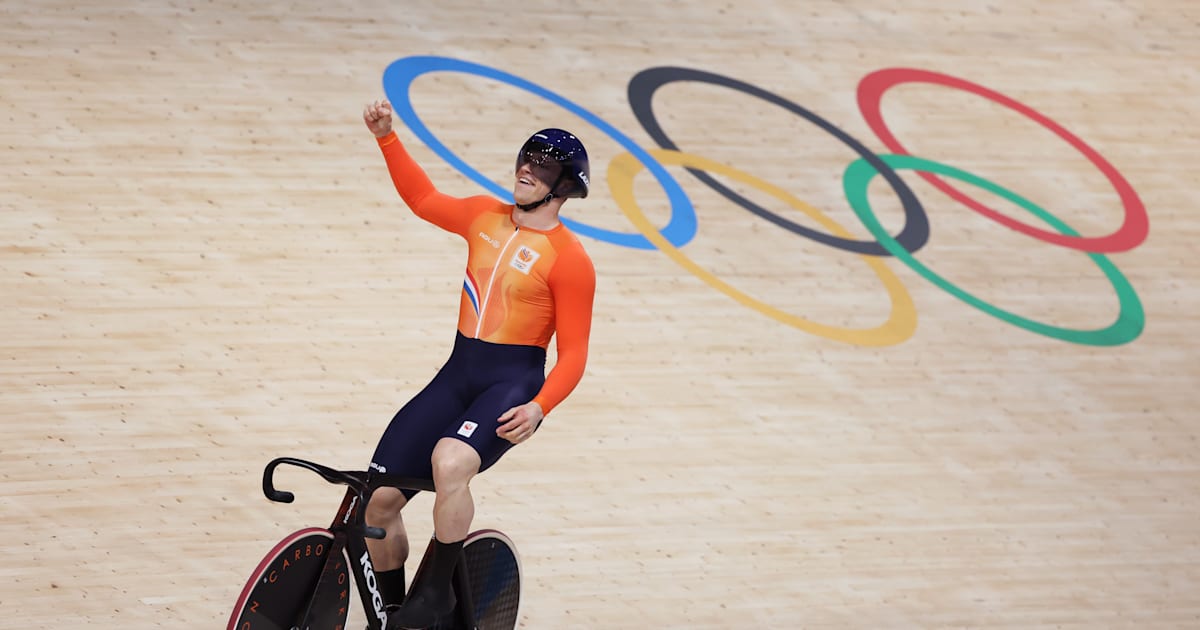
516, 192, 554, 211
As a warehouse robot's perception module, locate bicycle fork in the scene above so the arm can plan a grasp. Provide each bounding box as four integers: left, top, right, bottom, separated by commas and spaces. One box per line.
298, 487, 390, 630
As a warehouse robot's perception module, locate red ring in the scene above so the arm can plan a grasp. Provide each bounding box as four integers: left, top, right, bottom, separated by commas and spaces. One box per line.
857, 68, 1148, 253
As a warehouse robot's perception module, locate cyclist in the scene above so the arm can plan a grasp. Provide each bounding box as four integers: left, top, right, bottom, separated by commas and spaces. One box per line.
361, 99, 596, 628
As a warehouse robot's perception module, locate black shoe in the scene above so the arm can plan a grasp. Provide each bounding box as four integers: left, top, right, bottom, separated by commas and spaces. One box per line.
384, 590, 456, 630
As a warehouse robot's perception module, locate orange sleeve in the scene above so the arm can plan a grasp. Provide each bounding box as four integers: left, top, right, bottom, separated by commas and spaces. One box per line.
533, 244, 596, 415
377, 131, 476, 236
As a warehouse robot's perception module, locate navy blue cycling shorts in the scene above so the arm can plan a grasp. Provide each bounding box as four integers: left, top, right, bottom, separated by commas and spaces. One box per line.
370, 332, 546, 498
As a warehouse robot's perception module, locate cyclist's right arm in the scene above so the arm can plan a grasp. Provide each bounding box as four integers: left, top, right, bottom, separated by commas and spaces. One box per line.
376, 131, 478, 235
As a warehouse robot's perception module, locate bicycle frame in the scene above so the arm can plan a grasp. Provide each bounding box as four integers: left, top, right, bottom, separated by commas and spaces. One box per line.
261, 457, 479, 630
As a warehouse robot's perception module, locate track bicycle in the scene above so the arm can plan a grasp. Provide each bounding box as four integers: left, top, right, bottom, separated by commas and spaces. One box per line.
227, 457, 522, 630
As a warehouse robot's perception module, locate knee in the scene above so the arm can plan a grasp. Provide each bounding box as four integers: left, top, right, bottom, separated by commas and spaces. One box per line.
431, 439, 481, 488
365, 487, 407, 523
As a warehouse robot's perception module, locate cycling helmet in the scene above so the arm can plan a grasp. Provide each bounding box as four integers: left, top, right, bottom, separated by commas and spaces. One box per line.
514, 129, 590, 210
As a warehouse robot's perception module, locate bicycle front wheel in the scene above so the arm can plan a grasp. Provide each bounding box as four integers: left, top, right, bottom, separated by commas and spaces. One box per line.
227, 527, 351, 630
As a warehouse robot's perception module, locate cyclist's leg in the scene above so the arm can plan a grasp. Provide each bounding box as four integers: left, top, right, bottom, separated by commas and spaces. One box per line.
430, 438, 482, 544
391, 379, 541, 629
367, 366, 468, 607
432, 372, 544, 543
364, 487, 410, 615
364, 487, 409, 568
385, 438, 481, 626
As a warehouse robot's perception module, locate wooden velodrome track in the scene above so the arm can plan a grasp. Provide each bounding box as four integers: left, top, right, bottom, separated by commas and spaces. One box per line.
3, 1, 1198, 628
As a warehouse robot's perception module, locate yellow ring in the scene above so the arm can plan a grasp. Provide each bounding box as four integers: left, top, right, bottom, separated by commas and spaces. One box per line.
607, 149, 917, 346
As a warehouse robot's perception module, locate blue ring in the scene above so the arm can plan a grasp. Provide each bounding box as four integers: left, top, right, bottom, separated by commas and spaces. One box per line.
382, 56, 697, 250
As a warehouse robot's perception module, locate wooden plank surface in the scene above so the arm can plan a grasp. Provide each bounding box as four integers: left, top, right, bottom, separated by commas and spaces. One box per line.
2, 1, 1197, 628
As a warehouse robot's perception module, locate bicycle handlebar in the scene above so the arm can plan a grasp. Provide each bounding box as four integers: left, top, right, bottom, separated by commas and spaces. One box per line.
262, 457, 368, 502
262, 457, 438, 504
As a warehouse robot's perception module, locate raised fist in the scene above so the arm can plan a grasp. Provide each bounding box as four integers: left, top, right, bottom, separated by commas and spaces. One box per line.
363, 99, 393, 138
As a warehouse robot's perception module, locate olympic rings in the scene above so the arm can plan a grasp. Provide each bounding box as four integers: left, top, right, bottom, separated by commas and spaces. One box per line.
609, 149, 918, 347
857, 68, 1149, 253
381, 55, 1149, 346
843, 154, 1144, 346
628, 66, 931, 257
381, 55, 697, 250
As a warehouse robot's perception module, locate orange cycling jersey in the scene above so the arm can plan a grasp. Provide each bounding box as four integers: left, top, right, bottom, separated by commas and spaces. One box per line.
377, 131, 596, 415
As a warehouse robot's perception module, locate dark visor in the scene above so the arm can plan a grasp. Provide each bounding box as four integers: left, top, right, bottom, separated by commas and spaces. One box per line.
517, 141, 565, 186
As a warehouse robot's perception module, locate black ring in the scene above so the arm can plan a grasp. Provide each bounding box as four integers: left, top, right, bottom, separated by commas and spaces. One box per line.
627, 67, 930, 256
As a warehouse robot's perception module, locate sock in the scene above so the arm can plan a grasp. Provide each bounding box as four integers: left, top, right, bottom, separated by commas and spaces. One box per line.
388, 538, 465, 628
427, 537, 464, 596
376, 567, 406, 607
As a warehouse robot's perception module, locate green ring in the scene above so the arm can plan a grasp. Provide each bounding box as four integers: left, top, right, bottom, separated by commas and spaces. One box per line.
843, 154, 1144, 346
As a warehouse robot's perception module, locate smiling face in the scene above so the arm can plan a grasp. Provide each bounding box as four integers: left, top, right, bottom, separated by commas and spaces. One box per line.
513, 147, 563, 206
